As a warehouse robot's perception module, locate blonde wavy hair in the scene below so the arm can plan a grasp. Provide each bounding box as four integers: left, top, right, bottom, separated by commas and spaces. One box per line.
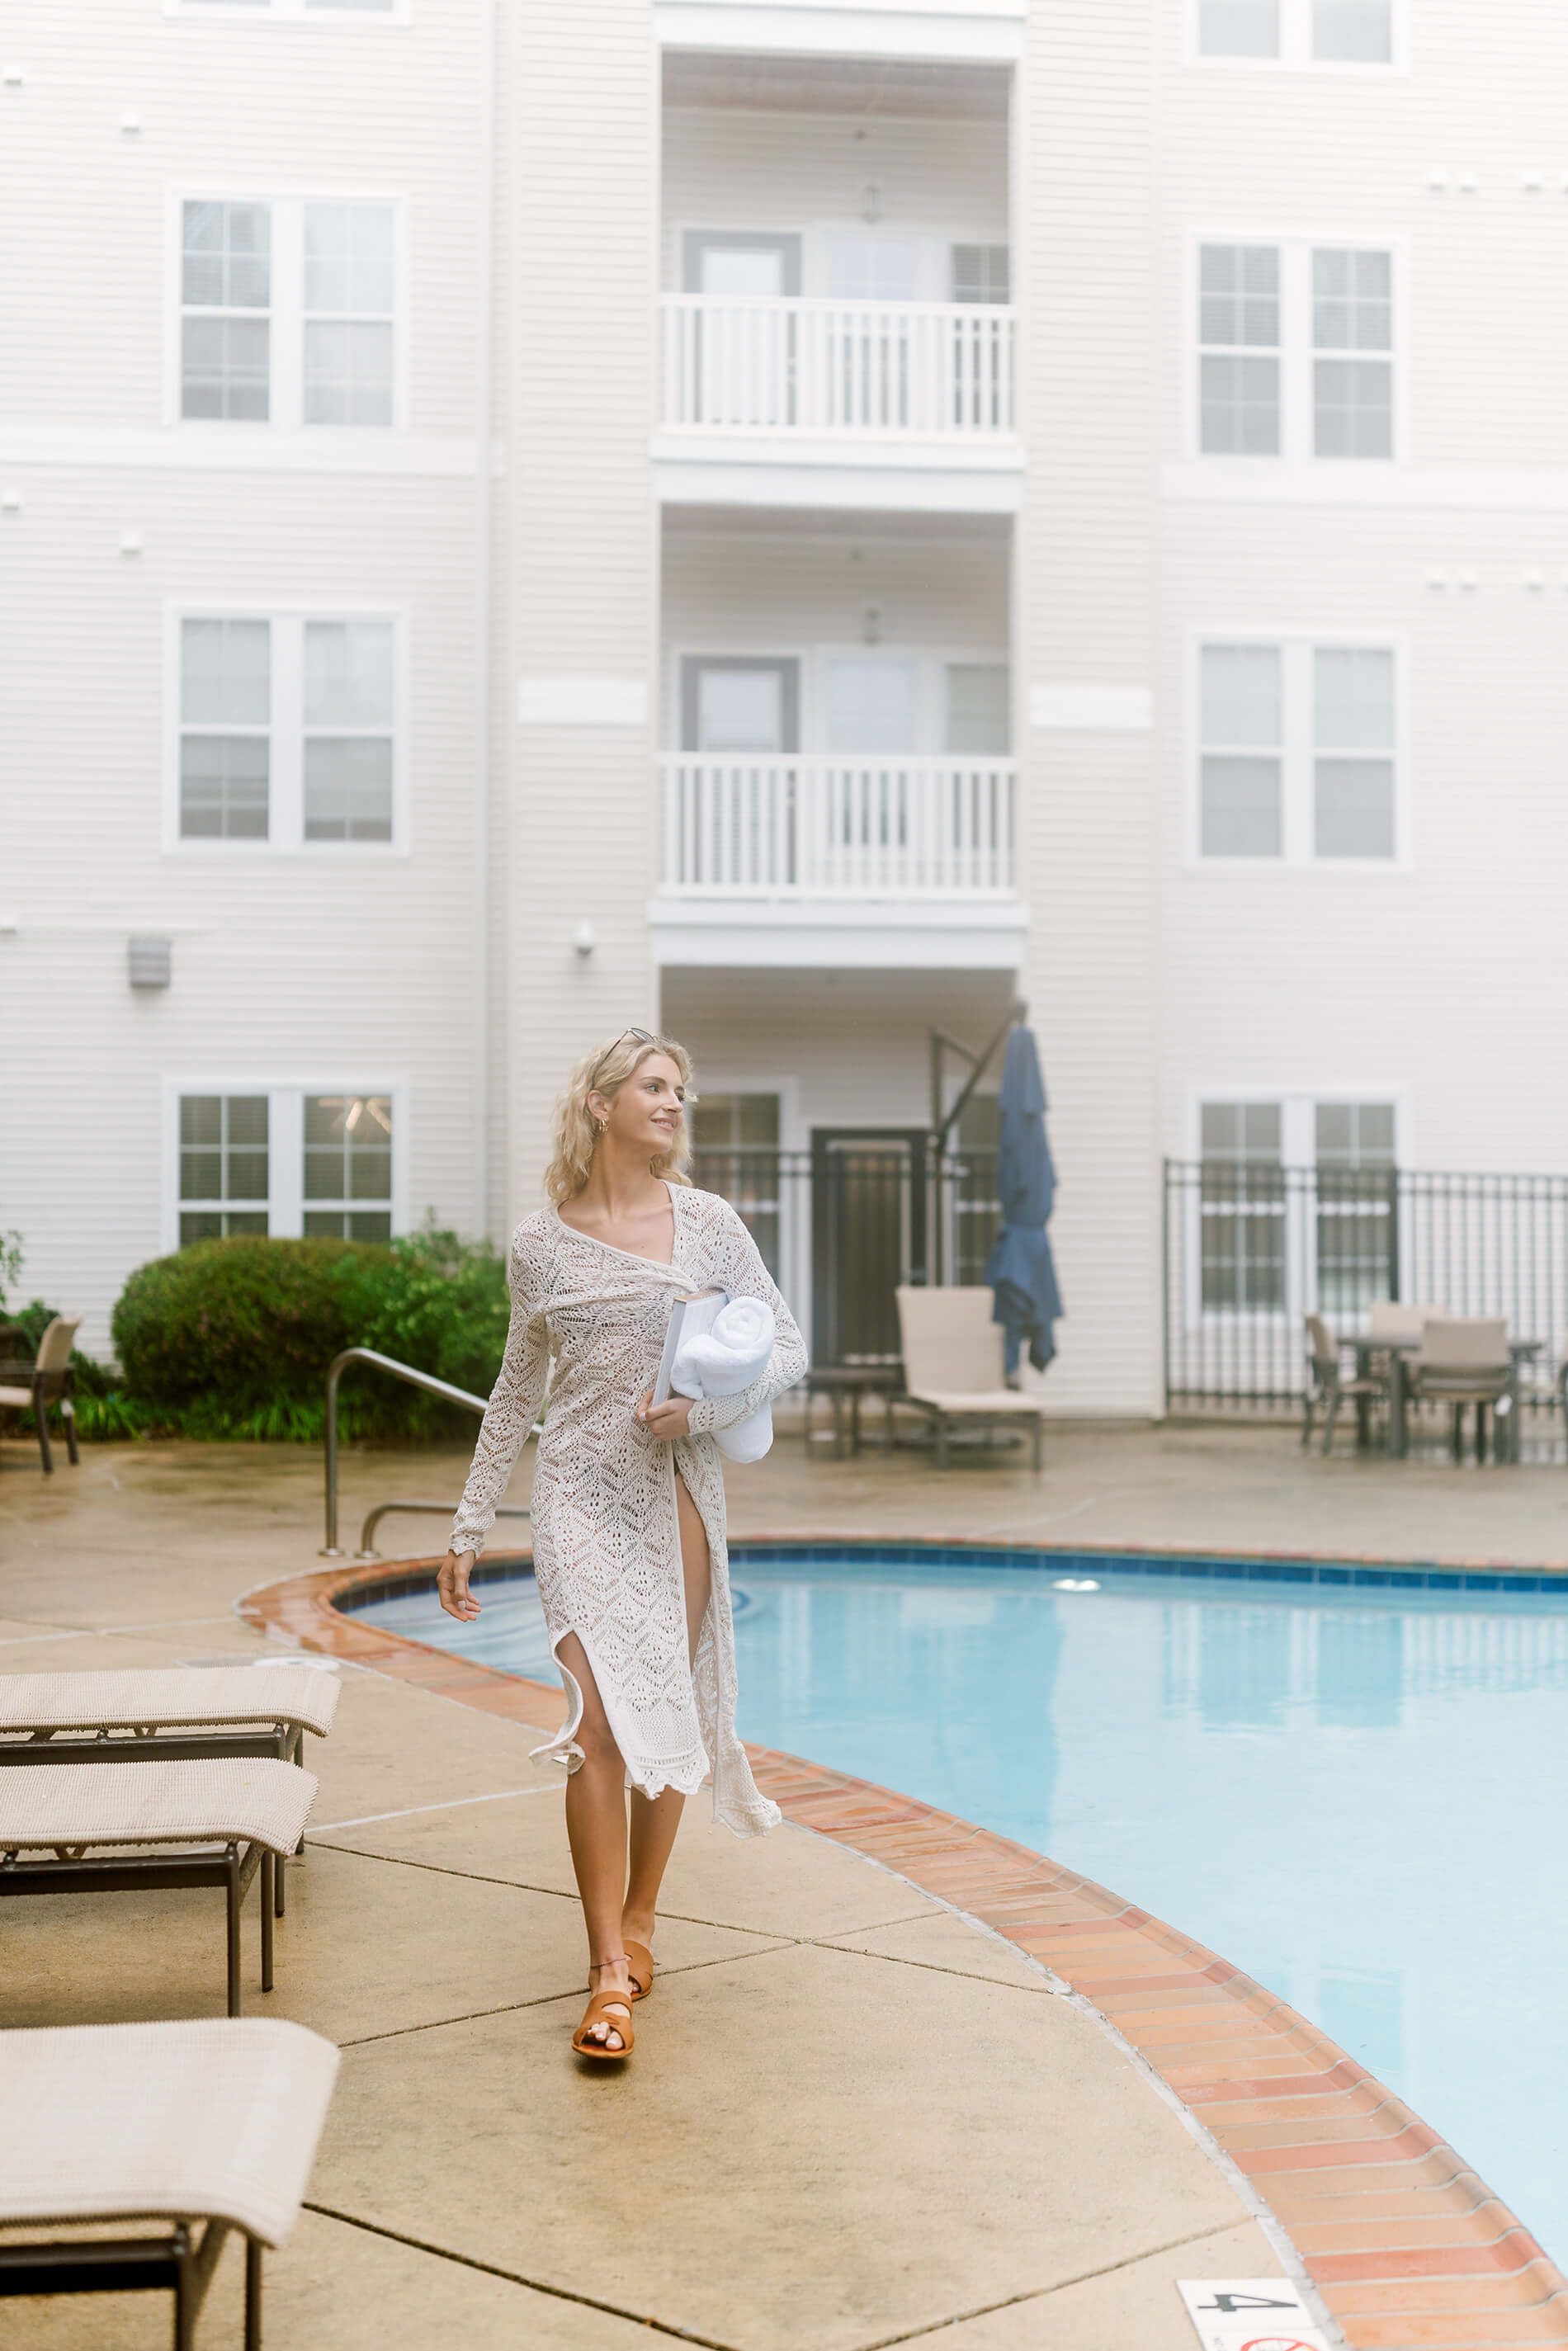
543, 1029, 697, 1206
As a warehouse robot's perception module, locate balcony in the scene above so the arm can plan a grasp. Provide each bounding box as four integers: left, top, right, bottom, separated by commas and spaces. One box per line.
649, 753, 1027, 967
655, 296, 1022, 510
660, 295, 1016, 437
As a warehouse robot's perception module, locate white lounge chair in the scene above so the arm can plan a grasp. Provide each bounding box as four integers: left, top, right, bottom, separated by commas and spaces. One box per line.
0, 1662, 341, 1917
0, 2015, 338, 2348
0, 1758, 317, 2015
893, 1286, 1046, 1471
0, 1313, 82, 1474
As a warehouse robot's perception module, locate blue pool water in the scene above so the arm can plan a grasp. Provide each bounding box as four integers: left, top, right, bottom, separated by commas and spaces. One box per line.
356, 1544, 1568, 2250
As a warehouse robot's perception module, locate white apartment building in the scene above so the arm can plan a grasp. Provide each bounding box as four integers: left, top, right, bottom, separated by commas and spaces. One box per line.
6, 0, 1568, 1411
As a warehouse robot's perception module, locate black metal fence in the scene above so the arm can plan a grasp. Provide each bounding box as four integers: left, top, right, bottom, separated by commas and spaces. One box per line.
692, 1141, 1000, 1367
1164, 1159, 1568, 1415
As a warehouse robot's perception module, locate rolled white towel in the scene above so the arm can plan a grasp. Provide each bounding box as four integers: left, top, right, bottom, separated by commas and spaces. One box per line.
673, 1295, 777, 1464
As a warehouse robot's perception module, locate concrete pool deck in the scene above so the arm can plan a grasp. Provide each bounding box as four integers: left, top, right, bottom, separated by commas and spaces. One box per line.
3, 1422, 1568, 2347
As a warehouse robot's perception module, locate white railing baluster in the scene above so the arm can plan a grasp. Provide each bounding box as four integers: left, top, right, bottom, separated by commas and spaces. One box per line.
657, 757, 1016, 897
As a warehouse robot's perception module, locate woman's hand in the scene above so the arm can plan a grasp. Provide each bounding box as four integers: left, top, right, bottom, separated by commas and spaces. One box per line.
437, 1549, 481, 1622
637, 1389, 693, 1441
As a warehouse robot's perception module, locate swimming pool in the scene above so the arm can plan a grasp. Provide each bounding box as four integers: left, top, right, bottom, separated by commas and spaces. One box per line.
354, 1541, 1568, 2253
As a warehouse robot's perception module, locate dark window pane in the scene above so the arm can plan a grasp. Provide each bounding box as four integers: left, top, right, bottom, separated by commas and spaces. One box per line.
181, 1211, 224, 1246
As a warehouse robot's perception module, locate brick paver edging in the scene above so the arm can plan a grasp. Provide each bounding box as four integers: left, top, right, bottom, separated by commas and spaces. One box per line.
240, 1551, 1568, 2351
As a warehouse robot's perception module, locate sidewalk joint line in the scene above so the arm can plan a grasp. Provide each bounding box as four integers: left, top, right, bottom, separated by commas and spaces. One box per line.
807, 1938, 1049, 1994
312, 1784, 559, 1831
301, 2202, 743, 2348
851, 2215, 1281, 2348
334, 1942, 798, 2048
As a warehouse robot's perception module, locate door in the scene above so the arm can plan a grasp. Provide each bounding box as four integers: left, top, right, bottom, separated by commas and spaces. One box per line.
678, 658, 801, 890
824, 235, 921, 427
811, 1128, 930, 1367
681, 656, 800, 755
682, 232, 802, 426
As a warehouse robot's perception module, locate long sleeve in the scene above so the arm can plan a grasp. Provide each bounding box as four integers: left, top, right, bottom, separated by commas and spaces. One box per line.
448, 1225, 550, 1558
685, 1204, 807, 1438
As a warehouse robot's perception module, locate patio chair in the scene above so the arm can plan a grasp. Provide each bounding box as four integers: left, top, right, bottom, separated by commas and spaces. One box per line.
1405, 1316, 1515, 1462
0, 1757, 317, 2015
1366, 1301, 1436, 1343
0, 1312, 81, 1473
0, 1662, 341, 1915
0, 2015, 339, 2349
892, 1287, 1045, 1471
1301, 1315, 1386, 1455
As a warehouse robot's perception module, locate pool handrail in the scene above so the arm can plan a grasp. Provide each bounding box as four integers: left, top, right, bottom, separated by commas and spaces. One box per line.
321, 1348, 492, 1557
353, 1497, 531, 1562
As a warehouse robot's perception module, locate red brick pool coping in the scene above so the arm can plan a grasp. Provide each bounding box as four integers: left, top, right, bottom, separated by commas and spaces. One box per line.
242, 1544, 1568, 2351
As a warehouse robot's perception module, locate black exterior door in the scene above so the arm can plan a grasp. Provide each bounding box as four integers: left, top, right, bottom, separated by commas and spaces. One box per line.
810, 1129, 930, 1366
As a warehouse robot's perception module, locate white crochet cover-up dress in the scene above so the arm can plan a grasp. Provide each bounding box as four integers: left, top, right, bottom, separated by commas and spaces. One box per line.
448, 1183, 806, 1838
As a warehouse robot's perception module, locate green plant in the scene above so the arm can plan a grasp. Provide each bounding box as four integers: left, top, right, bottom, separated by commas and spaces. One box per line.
0, 1230, 23, 1315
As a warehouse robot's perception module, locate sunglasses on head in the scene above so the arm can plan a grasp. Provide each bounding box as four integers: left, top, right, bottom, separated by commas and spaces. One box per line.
593, 1027, 672, 1083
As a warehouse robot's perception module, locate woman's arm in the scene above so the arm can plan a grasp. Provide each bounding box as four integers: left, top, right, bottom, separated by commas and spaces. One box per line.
440, 1228, 550, 1616
683, 1203, 807, 1438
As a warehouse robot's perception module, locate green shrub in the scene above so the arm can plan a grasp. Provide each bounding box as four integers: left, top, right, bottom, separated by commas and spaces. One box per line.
101, 1224, 511, 1444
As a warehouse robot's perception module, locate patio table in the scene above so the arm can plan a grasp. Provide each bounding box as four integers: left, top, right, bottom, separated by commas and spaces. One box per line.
801, 1366, 901, 1460
1352, 1333, 1542, 1460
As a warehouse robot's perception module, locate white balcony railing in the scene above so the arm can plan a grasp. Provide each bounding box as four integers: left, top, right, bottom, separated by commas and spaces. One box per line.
660, 295, 1018, 437
660, 757, 1017, 896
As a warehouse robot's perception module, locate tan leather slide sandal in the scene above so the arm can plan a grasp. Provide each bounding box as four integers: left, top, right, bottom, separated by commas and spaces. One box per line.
573, 1990, 635, 2061
624, 1939, 654, 2002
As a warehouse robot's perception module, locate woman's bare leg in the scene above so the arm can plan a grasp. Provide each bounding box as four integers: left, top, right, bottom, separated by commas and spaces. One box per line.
624, 1468, 712, 1947
556, 1630, 634, 2051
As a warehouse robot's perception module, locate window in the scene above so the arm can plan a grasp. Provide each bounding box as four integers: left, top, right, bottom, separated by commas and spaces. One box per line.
171, 1087, 400, 1247
951, 245, 1010, 304
1314, 648, 1395, 856
179, 1096, 270, 1242
304, 206, 394, 425
1315, 1102, 1396, 1310
178, 197, 398, 427
180, 619, 271, 838
303, 621, 395, 839
181, 203, 270, 421
175, 612, 399, 849
1198, 639, 1398, 862
945, 665, 1011, 756
691, 1096, 782, 1280
303, 1097, 394, 1239
1199, 1103, 1284, 1310
1198, 241, 1396, 461
1197, 0, 1392, 61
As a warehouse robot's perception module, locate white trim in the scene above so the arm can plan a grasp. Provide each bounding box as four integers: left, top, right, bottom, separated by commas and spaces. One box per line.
162, 599, 410, 857
1182, 0, 1407, 73
168, 0, 409, 19
654, 2, 1025, 64
161, 1074, 409, 1253
164, 185, 409, 435
1184, 624, 1412, 873
517, 675, 649, 727
1029, 684, 1152, 733
0, 425, 472, 474
1163, 462, 1568, 512
1185, 227, 1408, 469
652, 441, 1024, 516
648, 895, 1028, 968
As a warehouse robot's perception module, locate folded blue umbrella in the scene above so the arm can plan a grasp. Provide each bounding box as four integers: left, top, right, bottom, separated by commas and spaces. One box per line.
982, 1025, 1064, 1376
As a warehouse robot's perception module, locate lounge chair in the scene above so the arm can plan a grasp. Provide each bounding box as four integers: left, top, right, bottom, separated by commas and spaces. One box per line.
0, 1757, 317, 2015
1301, 1314, 1386, 1455
1405, 1316, 1516, 1462
0, 2014, 338, 2348
0, 1661, 340, 1914
892, 1286, 1046, 1471
0, 1313, 81, 1473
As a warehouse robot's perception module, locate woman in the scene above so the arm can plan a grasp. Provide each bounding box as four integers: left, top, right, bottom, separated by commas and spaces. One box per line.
437, 1029, 805, 2061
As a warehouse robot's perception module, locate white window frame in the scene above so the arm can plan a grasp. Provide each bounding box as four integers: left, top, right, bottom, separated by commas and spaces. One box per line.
1186, 626, 1410, 871
163, 601, 409, 857
167, 0, 409, 26
161, 1076, 409, 1254
165, 187, 409, 432
1181, 1088, 1410, 1329
1187, 230, 1407, 468
1184, 0, 1406, 72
